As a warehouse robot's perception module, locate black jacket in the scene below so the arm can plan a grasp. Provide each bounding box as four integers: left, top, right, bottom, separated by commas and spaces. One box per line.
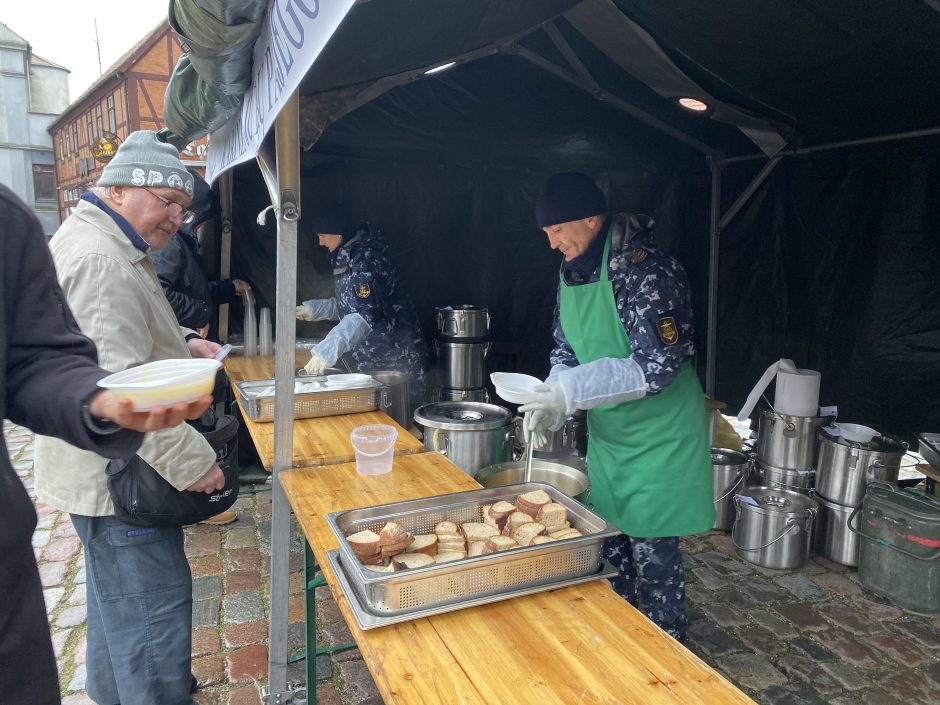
0, 183, 142, 704
150, 172, 239, 337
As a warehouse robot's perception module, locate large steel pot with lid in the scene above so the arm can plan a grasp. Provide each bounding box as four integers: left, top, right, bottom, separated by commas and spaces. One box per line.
414, 401, 512, 476
433, 340, 489, 390
757, 409, 833, 470
732, 487, 817, 570
815, 429, 908, 506
435, 305, 491, 341
711, 449, 750, 531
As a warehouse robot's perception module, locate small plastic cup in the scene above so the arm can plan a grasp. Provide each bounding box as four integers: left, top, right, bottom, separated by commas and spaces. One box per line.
350, 424, 398, 475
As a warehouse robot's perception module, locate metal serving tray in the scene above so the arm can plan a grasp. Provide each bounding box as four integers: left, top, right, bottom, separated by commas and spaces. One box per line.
327, 549, 618, 629
917, 433, 940, 471
235, 376, 386, 422
326, 482, 619, 616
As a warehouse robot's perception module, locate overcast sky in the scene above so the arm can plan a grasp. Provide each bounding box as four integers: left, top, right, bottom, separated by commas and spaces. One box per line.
3, 1, 170, 100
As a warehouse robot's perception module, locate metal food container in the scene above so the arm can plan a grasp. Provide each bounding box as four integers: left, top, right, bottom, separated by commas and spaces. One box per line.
327, 482, 619, 617
916, 432, 940, 470
235, 377, 387, 422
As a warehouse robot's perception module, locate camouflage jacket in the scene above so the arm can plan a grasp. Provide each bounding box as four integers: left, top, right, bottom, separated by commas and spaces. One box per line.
550, 213, 696, 394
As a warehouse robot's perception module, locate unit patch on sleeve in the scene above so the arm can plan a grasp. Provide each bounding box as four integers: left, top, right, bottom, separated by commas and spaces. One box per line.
630, 248, 650, 263
656, 316, 679, 346
356, 283, 372, 299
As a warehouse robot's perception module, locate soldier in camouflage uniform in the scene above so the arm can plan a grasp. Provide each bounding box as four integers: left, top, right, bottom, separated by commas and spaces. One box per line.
297, 203, 428, 413
519, 172, 714, 641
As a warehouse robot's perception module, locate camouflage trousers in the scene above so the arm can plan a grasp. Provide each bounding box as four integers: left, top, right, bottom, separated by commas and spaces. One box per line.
603, 534, 687, 641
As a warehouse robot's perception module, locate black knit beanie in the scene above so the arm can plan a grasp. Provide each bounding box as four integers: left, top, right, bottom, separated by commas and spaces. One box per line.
310, 201, 353, 238
535, 172, 607, 228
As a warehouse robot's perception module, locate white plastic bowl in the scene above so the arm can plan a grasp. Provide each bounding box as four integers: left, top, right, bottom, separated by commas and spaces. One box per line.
326, 373, 372, 388
490, 372, 543, 404
835, 422, 879, 443
97, 358, 222, 411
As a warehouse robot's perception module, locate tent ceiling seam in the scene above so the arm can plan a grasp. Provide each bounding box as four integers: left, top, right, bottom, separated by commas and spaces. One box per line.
543, 21, 602, 95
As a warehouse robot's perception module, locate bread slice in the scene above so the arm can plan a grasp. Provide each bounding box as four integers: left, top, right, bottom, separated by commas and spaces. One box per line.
461, 522, 499, 542
380, 538, 414, 558
467, 540, 486, 557
392, 553, 435, 571
487, 501, 517, 530
511, 521, 546, 546
435, 520, 459, 535
481, 504, 498, 528
502, 511, 534, 536
437, 538, 466, 553
434, 550, 466, 563
483, 535, 518, 553
378, 521, 412, 546
549, 528, 583, 540
402, 534, 438, 556
346, 529, 381, 556
516, 490, 553, 518
530, 535, 557, 545
536, 503, 568, 532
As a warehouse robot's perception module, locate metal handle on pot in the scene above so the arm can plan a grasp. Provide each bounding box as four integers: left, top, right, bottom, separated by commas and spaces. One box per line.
431, 428, 449, 457
380, 388, 391, 411
847, 504, 940, 561
731, 514, 801, 552
714, 471, 747, 506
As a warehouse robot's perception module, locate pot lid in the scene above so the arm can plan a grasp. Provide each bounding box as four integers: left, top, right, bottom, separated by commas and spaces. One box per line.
819, 427, 907, 453
414, 401, 511, 430
737, 486, 817, 514
711, 449, 749, 466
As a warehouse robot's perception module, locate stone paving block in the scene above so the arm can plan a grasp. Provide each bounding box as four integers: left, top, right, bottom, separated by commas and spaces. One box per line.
228, 547, 263, 572
338, 659, 383, 704
810, 571, 861, 597
193, 597, 221, 629
193, 653, 226, 687
61, 695, 95, 705
735, 575, 790, 604
223, 620, 269, 648
223, 592, 264, 624
191, 555, 224, 577
287, 621, 306, 656
32, 529, 51, 548
691, 565, 728, 590
817, 602, 886, 635
758, 684, 831, 705
749, 609, 799, 639
850, 594, 903, 620
866, 633, 931, 667
772, 574, 829, 601
702, 603, 751, 628
698, 552, 754, 576
226, 644, 268, 684
228, 686, 263, 705
193, 575, 224, 600
193, 690, 221, 705
813, 626, 885, 669
186, 530, 223, 558
50, 628, 71, 659
315, 591, 346, 625
73, 565, 86, 585
39, 560, 69, 587
68, 663, 86, 691
54, 521, 78, 539
818, 660, 869, 691
318, 619, 356, 653
686, 581, 712, 606
714, 585, 761, 610
56, 605, 87, 628
707, 533, 737, 557
774, 602, 828, 631
67, 587, 86, 606
736, 624, 786, 656
225, 570, 261, 594
193, 628, 221, 657
859, 688, 909, 705
789, 636, 835, 662
927, 659, 940, 686
890, 619, 940, 649
715, 653, 787, 691
43, 536, 81, 563
875, 669, 940, 705
224, 527, 258, 550
44, 586, 65, 612
685, 620, 746, 657
775, 653, 841, 694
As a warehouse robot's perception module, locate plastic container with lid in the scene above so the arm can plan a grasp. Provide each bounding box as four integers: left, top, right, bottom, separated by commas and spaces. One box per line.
350, 424, 398, 475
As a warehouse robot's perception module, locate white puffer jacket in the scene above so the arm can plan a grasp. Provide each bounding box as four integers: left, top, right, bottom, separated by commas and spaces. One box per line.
35, 199, 215, 516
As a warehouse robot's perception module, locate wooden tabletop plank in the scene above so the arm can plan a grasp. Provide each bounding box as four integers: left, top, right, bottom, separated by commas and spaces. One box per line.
223, 356, 425, 471
280, 454, 755, 705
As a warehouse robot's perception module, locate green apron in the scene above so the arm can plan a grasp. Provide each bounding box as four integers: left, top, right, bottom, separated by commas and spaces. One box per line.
559, 229, 714, 537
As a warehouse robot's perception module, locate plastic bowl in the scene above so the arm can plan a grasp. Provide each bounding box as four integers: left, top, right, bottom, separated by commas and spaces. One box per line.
97, 358, 222, 411
490, 372, 542, 404
326, 373, 372, 387
350, 424, 398, 475
835, 422, 879, 443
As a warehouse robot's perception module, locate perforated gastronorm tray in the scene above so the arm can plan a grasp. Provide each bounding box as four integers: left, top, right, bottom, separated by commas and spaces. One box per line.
326, 482, 620, 616
234, 377, 385, 422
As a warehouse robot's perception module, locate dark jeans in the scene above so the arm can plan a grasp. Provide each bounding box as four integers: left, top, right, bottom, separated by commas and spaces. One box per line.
603, 534, 688, 640
71, 515, 195, 705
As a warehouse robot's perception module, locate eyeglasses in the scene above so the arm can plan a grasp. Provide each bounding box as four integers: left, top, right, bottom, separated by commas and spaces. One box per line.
141, 187, 196, 224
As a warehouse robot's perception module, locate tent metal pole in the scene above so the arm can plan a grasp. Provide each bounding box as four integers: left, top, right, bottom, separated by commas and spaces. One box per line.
544, 21, 602, 94
717, 155, 782, 232
705, 158, 721, 396
723, 125, 940, 164
265, 90, 301, 704
217, 170, 233, 342
512, 45, 720, 158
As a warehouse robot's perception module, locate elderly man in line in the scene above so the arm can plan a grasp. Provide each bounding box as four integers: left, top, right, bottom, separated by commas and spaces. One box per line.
35, 131, 225, 705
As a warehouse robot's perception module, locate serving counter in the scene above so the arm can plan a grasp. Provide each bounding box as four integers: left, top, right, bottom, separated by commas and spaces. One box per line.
224, 355, 424, 471
281, 452, 756, 705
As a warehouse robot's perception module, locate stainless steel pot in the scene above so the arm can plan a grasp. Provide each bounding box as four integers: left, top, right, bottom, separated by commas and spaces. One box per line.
438, 387, 490, 402
732, 487, 817, 570
815, 430, 907, 506
475, 459, 589, 502
749, 460, 815, 494
436, 305, 491, 340
368, 370, 411, 429
511, 412, 587, 457
433, 340, 490, 390
414, 401, 512, 476
756, 410, 833, 470
712, 449, 750, 531
811, 491, 859, 566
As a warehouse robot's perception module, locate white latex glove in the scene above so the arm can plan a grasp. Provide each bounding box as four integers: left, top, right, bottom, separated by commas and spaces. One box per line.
295, 304, 313, 321
522, 409, 564, 448
296, 298, 340, 322
304, 351, 330, 376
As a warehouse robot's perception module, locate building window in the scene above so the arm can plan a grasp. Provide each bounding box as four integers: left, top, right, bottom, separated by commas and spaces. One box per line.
58, 136, 64, 161
95, 104, 104, 138
86, 112, 94, 147
33, 165, 56, 201
65, 130, 71, 156
107, 95, 116, 134
73, 122, 80, 155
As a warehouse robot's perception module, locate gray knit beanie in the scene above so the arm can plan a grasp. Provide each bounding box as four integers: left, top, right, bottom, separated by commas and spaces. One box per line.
97, 131, 194, 197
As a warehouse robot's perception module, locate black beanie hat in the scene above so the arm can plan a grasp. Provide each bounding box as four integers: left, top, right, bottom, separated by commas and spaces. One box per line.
310, 201, 353, 238
179, 170, 219, 236
535, 172, 607, 228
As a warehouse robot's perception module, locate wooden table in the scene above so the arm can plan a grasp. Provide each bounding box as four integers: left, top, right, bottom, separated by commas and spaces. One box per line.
223, 355, 424, 471
281, 452, 756, 705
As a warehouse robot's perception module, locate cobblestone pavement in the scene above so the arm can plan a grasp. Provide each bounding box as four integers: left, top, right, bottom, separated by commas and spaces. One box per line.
9, 420, 940, 705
